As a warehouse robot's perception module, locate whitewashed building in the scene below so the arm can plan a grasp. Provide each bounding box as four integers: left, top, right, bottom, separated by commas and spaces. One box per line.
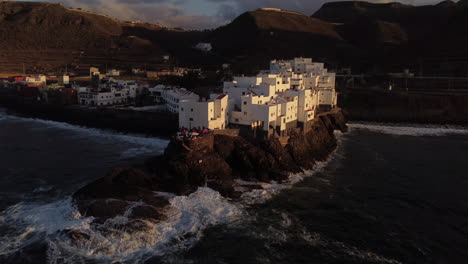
179, 94, 229, 130
178, 57, 337, 136
25, 75, 46, 84
78, 87, 129, 106
147, 85, 200, 113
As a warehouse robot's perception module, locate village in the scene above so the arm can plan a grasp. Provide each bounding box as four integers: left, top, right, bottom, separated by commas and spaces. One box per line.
0, 58, 337, 138
178, 58, 337, 138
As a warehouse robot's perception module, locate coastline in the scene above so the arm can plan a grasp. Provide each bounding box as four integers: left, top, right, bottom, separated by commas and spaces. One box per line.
71, 109, 348, 227
0, 97, 178, 138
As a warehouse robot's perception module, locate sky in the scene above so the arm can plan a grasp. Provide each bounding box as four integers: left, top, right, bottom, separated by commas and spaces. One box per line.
27, 0, 447, 29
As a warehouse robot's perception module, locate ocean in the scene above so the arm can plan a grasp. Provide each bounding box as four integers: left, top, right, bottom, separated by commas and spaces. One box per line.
1, 108, 468, 264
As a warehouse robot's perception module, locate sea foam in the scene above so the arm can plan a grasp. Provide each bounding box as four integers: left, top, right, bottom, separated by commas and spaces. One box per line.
349, 122, 468, 136
0, 188, 241, 263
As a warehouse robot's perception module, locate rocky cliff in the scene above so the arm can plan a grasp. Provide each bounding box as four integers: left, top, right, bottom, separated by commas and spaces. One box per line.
73, 110, 347, 224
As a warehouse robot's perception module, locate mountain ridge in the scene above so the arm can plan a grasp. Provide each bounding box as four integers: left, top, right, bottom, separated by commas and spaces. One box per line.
1, 1, 468, 76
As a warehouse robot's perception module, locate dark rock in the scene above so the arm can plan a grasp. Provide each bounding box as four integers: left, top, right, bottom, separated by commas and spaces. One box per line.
73, 110, 348, 222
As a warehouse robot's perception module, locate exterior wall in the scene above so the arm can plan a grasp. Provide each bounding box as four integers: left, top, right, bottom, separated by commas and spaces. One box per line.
58, 75, 69, 86
317, 89, 334, 107
78, 88, 128, 106
180, 57, 336, 135
179, 95, 228, 130
25, 75, 46, 84
163, 88, 199, 113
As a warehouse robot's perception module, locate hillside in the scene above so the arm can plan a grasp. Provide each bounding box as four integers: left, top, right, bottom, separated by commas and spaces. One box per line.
205, 9, 350, 74
0, 1, 204, 73
312, 0, 468, 75
1, 1, 468, 76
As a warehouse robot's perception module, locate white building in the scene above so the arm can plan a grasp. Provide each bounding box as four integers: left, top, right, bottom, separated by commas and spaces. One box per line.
147, 85, 200, 112
78, 87, 129, 106
179, 94, 229, 130
100, 78, 140, 99
194, 42, 212, 52
179, 58, 337, 135
58, 75, 69, 86
25, 75, 46, 84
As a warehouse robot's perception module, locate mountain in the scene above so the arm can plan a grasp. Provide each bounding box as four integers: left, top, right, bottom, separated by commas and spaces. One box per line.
204, 9, 350, 74
0, 1, 205, 73
312, 0, 468, 75
1, 1, 468, 76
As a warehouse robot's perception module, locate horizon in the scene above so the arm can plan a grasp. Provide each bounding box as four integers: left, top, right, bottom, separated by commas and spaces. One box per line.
16, 0, 447, 30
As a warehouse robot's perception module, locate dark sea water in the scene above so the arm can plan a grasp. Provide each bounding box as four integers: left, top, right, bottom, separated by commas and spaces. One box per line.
1, 108, 468, 264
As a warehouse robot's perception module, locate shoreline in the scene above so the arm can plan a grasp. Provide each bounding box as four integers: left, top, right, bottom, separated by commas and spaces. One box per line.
71, 109, 347, 227
0, 98, 178, 138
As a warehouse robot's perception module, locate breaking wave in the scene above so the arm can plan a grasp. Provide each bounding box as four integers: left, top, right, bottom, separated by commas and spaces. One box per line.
0, 109, 347, 263
349, 122, 468, 136
0, 188, 241, 263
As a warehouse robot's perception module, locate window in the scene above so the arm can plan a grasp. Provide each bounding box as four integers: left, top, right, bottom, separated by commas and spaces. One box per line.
235, 118, 239, 122
181, 108, 184, 111
189, 118, 194, 121
243, 101, 247, 105
191, 108, 194, 112
244, 112, 247, 116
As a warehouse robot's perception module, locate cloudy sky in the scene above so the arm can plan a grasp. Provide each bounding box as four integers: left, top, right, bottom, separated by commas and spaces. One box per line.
28, 0, 445, 29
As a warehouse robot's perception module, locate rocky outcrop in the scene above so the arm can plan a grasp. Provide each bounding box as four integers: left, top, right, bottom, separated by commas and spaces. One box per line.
73, 110, 347, 223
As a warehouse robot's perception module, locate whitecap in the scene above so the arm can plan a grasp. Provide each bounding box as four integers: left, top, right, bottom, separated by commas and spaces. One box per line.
0, 188, 241, 263
349, 122, 468, 136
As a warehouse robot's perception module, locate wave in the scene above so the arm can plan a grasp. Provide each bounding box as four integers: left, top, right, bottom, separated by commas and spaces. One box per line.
0, 135, 343, 263
0, 110, 169, 158
239, 131, 344, 205
349, 122, 468, 136
0, 188, 241, 263
0, 109, 347, 262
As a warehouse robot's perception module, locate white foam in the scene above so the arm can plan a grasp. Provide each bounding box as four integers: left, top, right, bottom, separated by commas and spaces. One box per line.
349, 122, 468, 136
0, 111, 169, 157
239, 131, 343, 205
0, 198, 92, 256
0, 188, 241, 263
